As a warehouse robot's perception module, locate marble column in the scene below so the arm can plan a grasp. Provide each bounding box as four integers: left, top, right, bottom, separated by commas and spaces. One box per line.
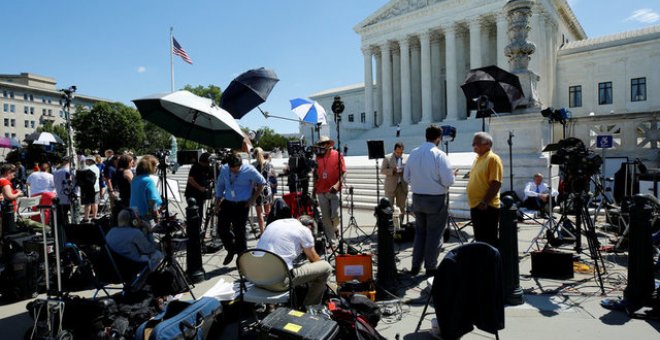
420, 31, 432, 123
399, 38, 412, 126
362, 47, 374, 128
444, 26, 458, 121
496, 13, 509, 70
469, 19, 482, 69
381, 42, 393, 126
375, 52, 382, 126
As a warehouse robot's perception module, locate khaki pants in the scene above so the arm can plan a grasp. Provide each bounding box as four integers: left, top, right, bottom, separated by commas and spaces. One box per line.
317, 192, 340, 245
292, 260, 333, 306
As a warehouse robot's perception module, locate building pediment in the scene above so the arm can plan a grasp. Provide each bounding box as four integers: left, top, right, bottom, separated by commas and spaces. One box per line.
357, 0, 449, 29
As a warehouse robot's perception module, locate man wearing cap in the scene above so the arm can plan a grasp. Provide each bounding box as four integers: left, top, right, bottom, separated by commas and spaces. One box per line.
185, 152, 212, 221
313, 136, 346, 247
213, 153, 266, 266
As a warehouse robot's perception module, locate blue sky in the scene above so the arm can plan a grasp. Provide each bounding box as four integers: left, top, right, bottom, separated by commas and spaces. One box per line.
3, 0, 659, 134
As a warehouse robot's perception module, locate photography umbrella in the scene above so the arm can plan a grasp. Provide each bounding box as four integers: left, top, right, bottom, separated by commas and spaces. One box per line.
0, 137, 20, 149
290, 98, 327, 125
133, 90, 244, 149
461, 65, 524, 115
25, 131, 64, 146
220, 67, 279, 119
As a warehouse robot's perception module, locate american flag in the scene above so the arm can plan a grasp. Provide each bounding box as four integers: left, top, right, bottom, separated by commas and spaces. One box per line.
172, 37, 192, 64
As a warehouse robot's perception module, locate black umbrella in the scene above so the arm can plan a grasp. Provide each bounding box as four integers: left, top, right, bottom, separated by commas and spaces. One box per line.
25, 131, 64, 145
220, 67, 279, 119
461, 65, 524, 115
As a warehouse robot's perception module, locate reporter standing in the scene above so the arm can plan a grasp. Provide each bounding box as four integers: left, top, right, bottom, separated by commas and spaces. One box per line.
129, 155, 162, 225
213, 153, 266, 266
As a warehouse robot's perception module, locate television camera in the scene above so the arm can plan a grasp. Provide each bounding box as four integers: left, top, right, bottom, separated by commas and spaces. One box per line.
550, 138, 602, 194
541, 107, 571, 125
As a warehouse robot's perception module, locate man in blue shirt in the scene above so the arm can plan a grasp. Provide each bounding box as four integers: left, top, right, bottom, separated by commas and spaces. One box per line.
404, 125, 456, 276
214, 153, 266, 265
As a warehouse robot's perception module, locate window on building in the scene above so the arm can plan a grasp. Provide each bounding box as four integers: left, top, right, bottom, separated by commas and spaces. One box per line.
42, 108, 46, 115
2, 90, 6, 98
47, 99, 52, 104
10, 104, 15, 113
9, 92, 14, 99
59, 110, 64, 118
30, 121, 35, 128
48, 109, 52, 116
24, 120, 29, 128
29, 94, 34, 102
10, 119, 15, 127
631, 77, 646, 102
25, 133, 29, 139
24, 93, 28, 101
4, 133, 9, 138
3, 103, 7, 112
569, 85, 583, 107
11, 133, 15, 138
59, 99, 63, 106
598, 82, 613, 105
348, 113, 354, 122
42, 97, 46, 103
30, 107, 34, 114
360, 112, 366, 123
3, 119, 8, 126
24, 106, 28, 114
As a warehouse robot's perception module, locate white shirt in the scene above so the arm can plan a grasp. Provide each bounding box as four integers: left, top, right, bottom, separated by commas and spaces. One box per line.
256, 218, 314, 270
84, 163, 101, 192
523, 181, 559, 201
26, 171, 55, 195
404, 142, 455, 195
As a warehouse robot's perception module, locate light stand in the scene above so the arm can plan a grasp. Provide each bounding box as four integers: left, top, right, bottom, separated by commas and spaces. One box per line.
440, 126, 466, 244
331, 96, 346, 254
60, 86, 79, 224
475, 95, 495, 132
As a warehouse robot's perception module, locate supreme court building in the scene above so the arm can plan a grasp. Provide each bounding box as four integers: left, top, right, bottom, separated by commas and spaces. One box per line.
306, 0, 660, 167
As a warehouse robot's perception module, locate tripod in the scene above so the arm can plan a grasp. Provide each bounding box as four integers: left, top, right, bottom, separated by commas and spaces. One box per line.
553, 193, 607, 295
442, 140, 467, 244
345, 186, 373, 248
155, 152, 196, 298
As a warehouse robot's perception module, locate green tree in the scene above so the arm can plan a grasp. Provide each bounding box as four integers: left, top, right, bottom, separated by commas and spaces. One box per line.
71, 102, 145, 152
141, 122, 172, 154
182, 84, 222, 105
254, 127, 294, 151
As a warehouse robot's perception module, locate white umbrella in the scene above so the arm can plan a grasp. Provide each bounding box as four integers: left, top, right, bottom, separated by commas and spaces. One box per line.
26, 132, 64, 146
133, 91, 245, 148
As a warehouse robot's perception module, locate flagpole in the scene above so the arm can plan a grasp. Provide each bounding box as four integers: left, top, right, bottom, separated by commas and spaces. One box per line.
170, 27, 174, 92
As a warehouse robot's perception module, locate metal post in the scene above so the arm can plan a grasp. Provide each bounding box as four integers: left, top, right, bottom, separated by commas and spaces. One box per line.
186, 197, 205, 283
499, 195, 524, 305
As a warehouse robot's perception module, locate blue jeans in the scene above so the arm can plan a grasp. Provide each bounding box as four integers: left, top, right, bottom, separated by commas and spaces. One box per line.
412, 193, 447, 270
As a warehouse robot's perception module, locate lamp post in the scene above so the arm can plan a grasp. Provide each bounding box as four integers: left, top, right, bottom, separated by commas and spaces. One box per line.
61, 85, 79, 224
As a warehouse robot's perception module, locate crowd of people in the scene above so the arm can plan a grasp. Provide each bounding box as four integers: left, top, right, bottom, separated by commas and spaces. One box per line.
6, 125, 618, 310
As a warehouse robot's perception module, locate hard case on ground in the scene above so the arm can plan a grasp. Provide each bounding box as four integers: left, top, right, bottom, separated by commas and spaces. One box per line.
136, 297, 222, 340
258, 307, 339, 340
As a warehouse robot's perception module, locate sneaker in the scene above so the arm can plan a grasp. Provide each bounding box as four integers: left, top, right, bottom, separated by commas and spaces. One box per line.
223, 251, 236, 266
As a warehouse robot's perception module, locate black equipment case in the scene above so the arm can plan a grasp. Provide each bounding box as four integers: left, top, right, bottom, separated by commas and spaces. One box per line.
258, 307, 340, 340
530, 250, 574, 279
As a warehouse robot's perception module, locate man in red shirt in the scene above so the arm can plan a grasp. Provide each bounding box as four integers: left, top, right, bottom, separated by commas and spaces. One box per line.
313, 136, 346, 247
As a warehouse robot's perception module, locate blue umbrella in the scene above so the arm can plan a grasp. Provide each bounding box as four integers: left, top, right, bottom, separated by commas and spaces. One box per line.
290, 98, 327, 125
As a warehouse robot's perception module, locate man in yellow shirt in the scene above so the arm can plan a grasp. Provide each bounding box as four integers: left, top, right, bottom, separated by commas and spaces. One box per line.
466, 132, 503, 247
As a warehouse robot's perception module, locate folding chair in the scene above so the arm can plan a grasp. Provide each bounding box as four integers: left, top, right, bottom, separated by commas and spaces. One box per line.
237, 248, 296, 321
16, 196, 43, 222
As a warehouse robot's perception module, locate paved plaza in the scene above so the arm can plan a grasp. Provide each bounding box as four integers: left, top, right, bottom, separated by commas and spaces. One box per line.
0, 203, 658, 339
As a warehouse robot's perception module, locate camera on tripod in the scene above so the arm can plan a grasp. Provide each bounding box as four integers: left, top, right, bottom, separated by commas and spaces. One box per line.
550, 138, 602, 194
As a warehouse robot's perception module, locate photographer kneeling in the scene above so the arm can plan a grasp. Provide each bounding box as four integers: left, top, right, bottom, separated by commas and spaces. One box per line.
256, 199, 332, 308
